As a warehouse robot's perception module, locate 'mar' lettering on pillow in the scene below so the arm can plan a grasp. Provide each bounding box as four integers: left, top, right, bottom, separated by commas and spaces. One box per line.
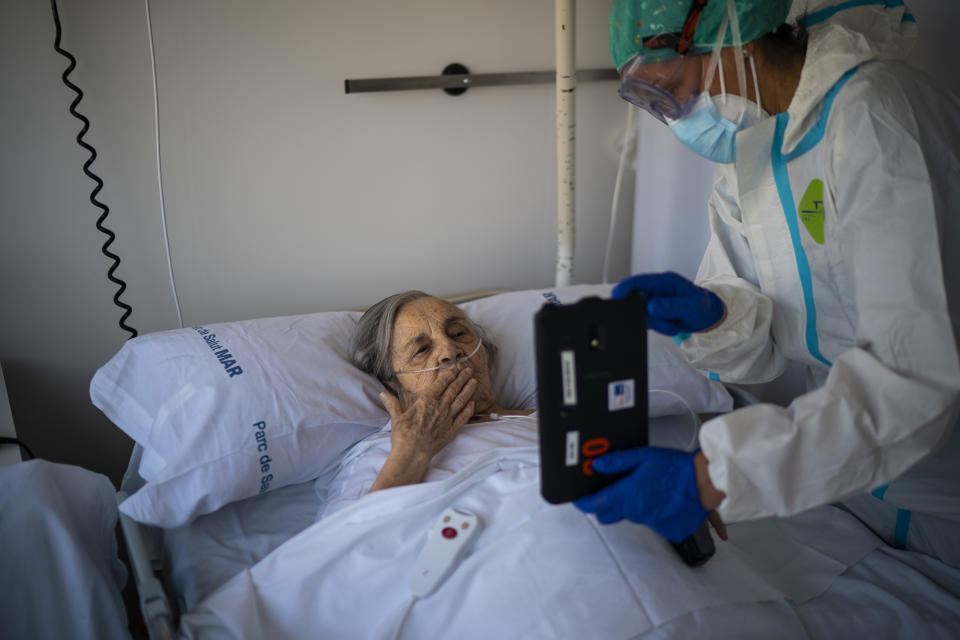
191, 326, 245, 378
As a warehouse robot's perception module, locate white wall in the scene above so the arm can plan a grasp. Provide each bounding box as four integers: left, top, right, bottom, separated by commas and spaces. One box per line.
0, 0, 633, 483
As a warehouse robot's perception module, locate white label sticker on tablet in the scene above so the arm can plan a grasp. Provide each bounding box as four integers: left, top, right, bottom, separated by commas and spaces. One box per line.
608, 379, 635, 412
561, 350, 577, 406
565, 430, 579, 466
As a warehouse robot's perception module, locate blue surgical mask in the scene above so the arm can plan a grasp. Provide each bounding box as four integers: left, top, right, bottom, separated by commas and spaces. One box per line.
667, 49, 768, 164
668, 92, 741, 163
669, 92, 769, 163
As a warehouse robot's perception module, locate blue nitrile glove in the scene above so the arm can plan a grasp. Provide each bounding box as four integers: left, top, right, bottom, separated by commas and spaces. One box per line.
573, 447, 708, 542
612, 272, 724, 336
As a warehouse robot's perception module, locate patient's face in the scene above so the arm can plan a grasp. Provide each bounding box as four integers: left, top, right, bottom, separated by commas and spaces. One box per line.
389, 297, 496, 414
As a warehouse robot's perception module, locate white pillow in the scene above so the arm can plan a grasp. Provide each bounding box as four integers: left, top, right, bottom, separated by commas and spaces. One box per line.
92, 284, 731, 528
461, 284, 732, 417
91, 311, 389, 527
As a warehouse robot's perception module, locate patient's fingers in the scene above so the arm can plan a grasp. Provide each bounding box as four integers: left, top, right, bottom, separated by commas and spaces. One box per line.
453, 400, 475, 431
419, 367, 462, 406
437, 367, 475, 410
379, 392, 402, 421
428, 365, 460, 389
449, 377, 478, 416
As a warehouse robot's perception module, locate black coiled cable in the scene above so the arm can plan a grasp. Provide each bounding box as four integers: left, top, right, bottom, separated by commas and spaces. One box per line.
51, 0, 138, 339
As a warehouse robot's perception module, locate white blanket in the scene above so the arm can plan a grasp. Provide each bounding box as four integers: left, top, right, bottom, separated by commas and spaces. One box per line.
0, 460, 130, 640
180, 417, 885, 639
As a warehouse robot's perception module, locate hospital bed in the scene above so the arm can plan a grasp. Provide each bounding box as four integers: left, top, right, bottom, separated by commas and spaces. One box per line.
97, 284, 960, 639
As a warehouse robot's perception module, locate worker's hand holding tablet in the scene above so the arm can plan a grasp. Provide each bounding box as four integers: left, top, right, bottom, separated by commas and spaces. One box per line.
573, 447, 706, 541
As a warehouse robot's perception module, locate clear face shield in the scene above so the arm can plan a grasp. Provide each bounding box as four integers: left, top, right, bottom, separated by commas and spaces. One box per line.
393, 338, 484, 376
618, 54, 704, 124
616, 0, 710, 123
617, 0, 757, 126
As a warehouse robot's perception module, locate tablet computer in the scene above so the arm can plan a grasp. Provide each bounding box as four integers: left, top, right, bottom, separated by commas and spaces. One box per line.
534, 294, 648, 504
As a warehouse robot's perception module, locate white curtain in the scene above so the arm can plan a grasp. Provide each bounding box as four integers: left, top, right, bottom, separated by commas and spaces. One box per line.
628, 116, 714, 280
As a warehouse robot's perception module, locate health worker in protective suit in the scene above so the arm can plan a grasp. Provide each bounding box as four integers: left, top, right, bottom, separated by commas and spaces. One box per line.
575, 0, 960, 567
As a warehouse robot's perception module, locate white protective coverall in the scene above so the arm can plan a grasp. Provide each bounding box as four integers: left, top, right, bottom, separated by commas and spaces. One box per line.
685, 0, 960, 561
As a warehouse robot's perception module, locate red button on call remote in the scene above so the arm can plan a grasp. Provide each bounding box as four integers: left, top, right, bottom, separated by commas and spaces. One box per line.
442, 527, 458, 539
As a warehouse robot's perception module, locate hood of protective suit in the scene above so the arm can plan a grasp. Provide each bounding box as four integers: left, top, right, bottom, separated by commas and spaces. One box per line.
783, 0, 918, 152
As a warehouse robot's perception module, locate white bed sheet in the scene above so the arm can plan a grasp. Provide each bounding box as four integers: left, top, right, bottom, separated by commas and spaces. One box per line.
160, 477, 326, 612
157, 414, 695, 610
176, 444, 878, 639
167, 413, 960, 639
634, 545, 960, 639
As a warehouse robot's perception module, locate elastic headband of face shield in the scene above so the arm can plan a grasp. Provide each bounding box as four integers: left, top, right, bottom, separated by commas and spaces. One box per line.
393, 338, 484, 376
618, 0, 752, 123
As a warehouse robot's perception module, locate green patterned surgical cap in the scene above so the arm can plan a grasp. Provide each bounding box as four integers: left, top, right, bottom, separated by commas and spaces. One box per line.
610, 0, 793, 70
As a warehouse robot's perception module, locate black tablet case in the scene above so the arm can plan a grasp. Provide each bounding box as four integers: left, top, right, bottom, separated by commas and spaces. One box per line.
534, 295, 649, 504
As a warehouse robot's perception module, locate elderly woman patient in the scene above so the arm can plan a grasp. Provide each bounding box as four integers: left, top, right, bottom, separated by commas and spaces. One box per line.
348, 290, 534, 494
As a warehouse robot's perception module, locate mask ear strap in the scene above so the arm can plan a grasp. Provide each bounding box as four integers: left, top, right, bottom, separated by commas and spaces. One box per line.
716, 46, 727, 103
726, 0, 748, 102
748, 53, 763, 116
703, 8, 729, 99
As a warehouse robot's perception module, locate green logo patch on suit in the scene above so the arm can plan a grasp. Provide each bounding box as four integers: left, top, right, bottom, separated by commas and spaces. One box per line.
798, 179, 825, 244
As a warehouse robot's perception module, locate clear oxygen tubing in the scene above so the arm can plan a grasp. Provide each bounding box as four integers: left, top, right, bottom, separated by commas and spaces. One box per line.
144, 0, 184, 329
390, 597, 417, 640
648, 388, 702, 452
393, 339, 484, 375
602, 102, 637, 284
555, 0, 576, 288
478, 412, 536, 422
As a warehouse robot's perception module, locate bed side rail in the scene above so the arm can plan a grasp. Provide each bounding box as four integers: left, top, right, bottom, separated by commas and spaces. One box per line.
116, 492, 176, 640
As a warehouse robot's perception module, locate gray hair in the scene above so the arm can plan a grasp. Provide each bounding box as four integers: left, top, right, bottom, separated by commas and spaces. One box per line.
351, 290, 498, 385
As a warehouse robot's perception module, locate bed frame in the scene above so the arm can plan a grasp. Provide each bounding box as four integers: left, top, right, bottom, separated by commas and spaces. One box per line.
117, 492, 177, 640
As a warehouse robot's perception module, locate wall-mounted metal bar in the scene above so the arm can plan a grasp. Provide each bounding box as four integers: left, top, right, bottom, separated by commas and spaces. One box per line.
344, 68, 617, 94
